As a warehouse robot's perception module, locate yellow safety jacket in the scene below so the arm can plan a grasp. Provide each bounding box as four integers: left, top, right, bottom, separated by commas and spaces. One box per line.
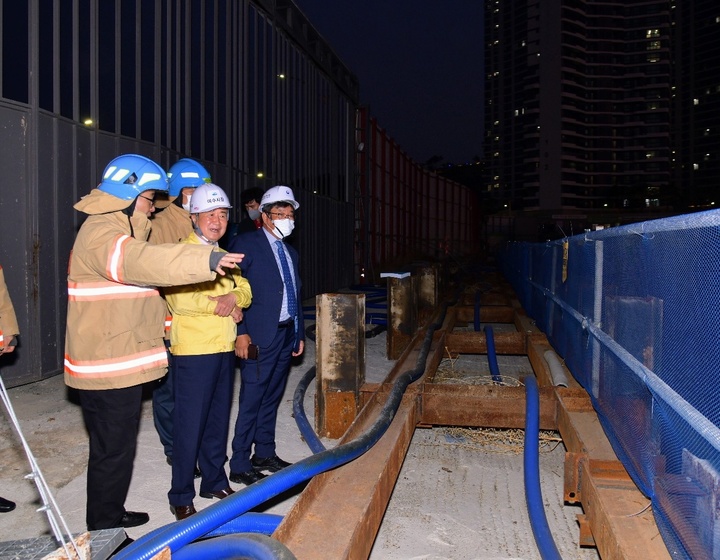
164, 233, 252, 356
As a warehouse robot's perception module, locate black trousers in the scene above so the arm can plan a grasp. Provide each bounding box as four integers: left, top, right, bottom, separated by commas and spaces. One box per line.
78, 384, 142, 530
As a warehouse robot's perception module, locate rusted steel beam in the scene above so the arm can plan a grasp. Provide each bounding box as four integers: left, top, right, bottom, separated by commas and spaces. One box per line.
420, 383, 557, 430
273, 394, 419, 560
555, 385, 670, 558
316, 293, 366, 438
275, 317, 445, 559
443, 331, 527, 355
386, 276, 417, 360
580, 458, 670, 560
514, 308, 540, 333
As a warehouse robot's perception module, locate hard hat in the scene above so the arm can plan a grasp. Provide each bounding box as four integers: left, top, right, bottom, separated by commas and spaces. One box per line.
189, 183, 232, 213
167, 158, 212, 197
99, 154, 168, 200
260, 185, 299, 210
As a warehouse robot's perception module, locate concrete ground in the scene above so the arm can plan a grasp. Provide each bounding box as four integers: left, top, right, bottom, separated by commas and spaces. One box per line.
0, 322, 600, 559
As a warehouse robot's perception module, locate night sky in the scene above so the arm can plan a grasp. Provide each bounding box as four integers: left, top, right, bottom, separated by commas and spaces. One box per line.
293, 1, 484, 166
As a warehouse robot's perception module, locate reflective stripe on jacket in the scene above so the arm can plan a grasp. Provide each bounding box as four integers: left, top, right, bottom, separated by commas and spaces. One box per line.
64, 211, 217, 390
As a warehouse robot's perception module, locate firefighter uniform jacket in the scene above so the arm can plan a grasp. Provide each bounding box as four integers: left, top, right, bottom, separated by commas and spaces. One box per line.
64, 189, 220, 391
148, 201, 194, 244
0, 265, 19, 350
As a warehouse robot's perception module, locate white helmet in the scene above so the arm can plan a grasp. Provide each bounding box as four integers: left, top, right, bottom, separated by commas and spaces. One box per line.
189, 183, 232, 213
261, 185, 299, 210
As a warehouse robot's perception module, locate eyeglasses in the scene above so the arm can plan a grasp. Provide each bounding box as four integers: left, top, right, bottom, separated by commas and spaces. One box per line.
138, 194, 156, 206
269, 211, 295, 220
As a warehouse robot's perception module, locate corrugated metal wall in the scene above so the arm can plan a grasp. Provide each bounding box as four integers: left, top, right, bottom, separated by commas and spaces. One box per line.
355, 108, 479, 282
0, 0, 358, 387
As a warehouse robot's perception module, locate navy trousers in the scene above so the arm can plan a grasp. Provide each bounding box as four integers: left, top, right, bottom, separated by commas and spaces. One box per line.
168, 351, 234, 507
79, 385, 143, 530
230, 324, 294, 473
151, 341, 174, 459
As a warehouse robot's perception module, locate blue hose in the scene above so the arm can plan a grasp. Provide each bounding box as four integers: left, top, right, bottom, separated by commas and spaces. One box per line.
484, 325, 503, 383
171, 533, 295, 560
292, 366, 326, 454
524, 375, 563, 560
204, 513, 284, 538
117, 303, 451, 560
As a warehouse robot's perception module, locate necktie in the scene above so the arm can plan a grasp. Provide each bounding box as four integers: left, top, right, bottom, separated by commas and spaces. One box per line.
276, 240, 298, 318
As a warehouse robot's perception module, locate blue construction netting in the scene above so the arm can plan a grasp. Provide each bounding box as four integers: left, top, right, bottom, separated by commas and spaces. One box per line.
498, 209, 720, 560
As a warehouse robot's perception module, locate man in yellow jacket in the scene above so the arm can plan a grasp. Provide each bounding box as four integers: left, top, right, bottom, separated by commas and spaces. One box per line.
64, 154, 244, 532
148, 158, 212, 470
0, 264, 20, 513
164, 183, 252, 520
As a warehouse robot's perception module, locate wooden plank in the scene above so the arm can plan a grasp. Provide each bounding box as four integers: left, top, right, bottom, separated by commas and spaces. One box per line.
444, 331, 526, 355
273, 396, 418, 560
420, 383, 557, 430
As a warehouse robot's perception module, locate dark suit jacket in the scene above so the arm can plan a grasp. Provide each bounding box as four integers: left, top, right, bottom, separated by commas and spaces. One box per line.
228, 228, 304, 351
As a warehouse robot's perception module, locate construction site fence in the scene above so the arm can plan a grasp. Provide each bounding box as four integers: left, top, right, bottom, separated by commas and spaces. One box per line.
498, 209, 720, 560
354, 109, 479, 282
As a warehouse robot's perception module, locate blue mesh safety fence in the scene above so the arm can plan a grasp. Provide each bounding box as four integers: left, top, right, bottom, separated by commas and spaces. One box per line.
498, 209, 720, 560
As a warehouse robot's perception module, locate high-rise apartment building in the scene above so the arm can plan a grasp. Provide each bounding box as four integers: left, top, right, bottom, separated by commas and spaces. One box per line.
484, 0, 677, 217
672, 3, 720, 209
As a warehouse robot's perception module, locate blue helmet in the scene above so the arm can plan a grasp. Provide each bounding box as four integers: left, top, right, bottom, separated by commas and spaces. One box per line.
167, 158, 212, 197
99, 154, 168, 200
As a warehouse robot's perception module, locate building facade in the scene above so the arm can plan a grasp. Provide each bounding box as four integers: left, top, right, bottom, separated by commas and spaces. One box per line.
0, 0, 359, 386
484, 0, 684, 222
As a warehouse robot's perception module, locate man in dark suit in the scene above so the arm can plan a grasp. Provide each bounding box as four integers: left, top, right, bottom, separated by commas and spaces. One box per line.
227, 185, 305, 485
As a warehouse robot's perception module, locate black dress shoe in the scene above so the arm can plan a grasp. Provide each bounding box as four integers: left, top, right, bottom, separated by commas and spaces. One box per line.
119, 511, 149, 528
251, 454, 292, 472
229, 469, 267, 485
172, 504, 196, 521
0, 496, 16, 513
199, 487, 235, 500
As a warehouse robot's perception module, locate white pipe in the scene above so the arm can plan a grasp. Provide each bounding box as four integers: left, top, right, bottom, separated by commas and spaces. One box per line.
543, 349, 569, 388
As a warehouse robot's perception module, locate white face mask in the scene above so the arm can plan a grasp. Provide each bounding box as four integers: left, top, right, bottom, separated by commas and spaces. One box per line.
273, 218, 295, 238
182, 201, 191, 212
248, 208, 261, 220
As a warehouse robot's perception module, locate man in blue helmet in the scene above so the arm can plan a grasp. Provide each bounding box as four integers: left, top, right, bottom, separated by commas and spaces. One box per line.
150, 158, 211, 244
148, 158, 212, 471
64, 154, 245, 533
